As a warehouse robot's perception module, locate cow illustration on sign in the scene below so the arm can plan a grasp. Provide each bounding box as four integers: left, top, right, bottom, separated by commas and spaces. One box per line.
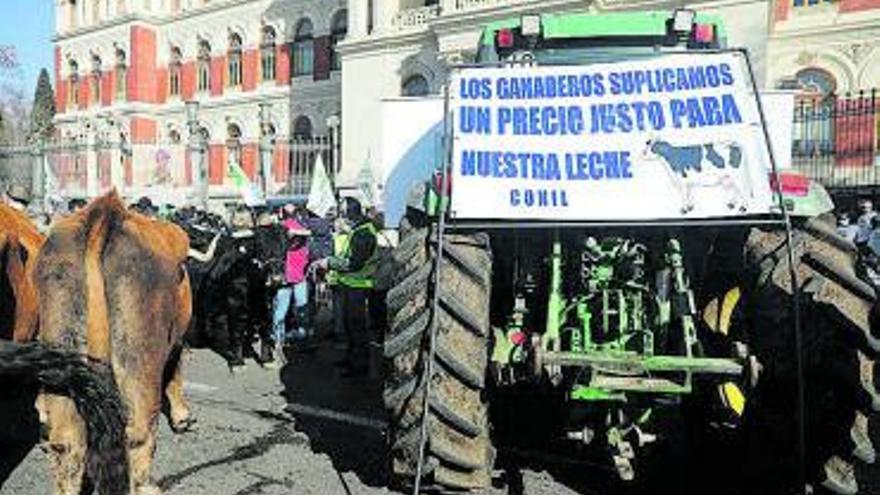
643, 139, 750, 214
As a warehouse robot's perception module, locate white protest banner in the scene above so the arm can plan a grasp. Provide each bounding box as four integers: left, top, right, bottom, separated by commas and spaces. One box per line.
307, 154, 336, 217
450, 52, 776, 220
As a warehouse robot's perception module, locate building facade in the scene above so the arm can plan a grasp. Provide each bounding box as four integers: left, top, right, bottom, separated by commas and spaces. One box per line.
337, 0, 775, 191
767, 0, 880, 95
56, 0, 880, 203
53, 0, 346, 200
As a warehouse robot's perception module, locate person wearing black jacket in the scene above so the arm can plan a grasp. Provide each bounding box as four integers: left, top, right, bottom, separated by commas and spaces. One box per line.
317, 197, 378, 376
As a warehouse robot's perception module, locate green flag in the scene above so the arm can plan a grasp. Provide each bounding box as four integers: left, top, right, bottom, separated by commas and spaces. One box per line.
228, 159, 265, 206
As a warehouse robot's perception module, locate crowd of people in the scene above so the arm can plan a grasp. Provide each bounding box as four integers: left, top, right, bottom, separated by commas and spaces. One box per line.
1, 183, 390, 377
837, 198, 880, 286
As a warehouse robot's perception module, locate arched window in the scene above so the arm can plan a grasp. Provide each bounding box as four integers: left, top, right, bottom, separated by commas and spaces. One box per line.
795, 67, 836, 97
197, 40, 211, 93
115, 49, 127, 102
227, 123, 242, 166
169, 129, 181, 144
68, 60, 80, 109
330, 10, 347, 71
293, 115, 312, 139
292, 18, 314, 77
91, 55, 102, 106
227, 33, 243, 88
261, 26, 276, 82
402, 74, 429, 97
169, 46, 182, 97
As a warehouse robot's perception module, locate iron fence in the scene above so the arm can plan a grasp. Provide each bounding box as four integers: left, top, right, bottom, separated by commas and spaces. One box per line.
792, 89, 880, 192
0, 133, 338, 206
274, 134, 338, 198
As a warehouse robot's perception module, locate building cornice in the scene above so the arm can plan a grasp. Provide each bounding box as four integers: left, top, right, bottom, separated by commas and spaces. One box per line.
53, 85, 290, 124
291, 74, 342, 98
54, 0, 266, 43
770, 18, 880, 42
337, 29, 432, 59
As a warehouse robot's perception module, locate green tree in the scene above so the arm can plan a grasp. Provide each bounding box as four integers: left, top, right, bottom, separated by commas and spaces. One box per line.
28, 68, 55, 143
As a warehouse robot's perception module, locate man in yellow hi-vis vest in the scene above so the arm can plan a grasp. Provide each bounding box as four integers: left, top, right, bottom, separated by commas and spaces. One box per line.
328, 224, 350, 341
319, 197, 377, 376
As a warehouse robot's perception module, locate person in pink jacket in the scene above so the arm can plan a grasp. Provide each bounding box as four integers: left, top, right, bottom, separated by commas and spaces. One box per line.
272, 204, 311, 360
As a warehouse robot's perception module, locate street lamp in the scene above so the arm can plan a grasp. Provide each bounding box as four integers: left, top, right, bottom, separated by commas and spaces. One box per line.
258, 102, 274, 197
326, 113, 341, 188
186, 100, 208, 209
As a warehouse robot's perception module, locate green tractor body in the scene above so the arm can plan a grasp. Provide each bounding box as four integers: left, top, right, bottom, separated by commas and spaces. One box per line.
384, 9, 872, 495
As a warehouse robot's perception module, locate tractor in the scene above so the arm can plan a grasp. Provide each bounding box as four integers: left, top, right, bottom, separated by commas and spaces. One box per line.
380, 10, 880, 495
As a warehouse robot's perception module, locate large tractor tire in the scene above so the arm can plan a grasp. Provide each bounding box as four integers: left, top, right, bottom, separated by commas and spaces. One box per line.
739, 217, 879, 494
383, 226, 495, 491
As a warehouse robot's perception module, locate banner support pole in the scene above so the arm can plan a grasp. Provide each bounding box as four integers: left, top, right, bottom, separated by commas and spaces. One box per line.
739, 47, 807, 494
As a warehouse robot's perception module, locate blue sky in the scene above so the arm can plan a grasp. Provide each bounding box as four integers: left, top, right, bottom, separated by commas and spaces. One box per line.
0, 0, 55, 96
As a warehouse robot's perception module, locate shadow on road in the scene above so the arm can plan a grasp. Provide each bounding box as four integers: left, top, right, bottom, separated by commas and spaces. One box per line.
278, 315, 389, 491
157, 419, 307, 491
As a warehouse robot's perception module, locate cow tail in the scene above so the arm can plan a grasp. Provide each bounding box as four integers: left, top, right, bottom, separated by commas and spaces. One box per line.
0, 341, 130, 495
84, 202, 118, 362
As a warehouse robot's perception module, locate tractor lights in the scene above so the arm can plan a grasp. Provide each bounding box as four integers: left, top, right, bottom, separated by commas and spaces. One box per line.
672, 8, 696, 33
497, 28, 515, 48
521, 14, 541, 37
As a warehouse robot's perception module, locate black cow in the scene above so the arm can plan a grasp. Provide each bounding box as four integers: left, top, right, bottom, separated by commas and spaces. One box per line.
173, 209, 287, 370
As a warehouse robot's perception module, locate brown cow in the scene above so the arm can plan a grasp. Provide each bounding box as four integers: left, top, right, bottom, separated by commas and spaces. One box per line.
34, 192, 193, 495
0, 203, 43, 342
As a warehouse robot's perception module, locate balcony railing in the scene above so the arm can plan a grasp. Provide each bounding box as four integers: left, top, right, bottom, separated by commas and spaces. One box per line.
451, 0, 529, 11
390, 0, 534, 31
392, 4, 441, 29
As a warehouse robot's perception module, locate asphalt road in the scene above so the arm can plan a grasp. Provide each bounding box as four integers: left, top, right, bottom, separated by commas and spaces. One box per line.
1, 342, 583, 495
4, 337, 880, 495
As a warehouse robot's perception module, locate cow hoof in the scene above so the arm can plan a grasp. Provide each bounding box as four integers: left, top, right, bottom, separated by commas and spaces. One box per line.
229, 364, 247, 375
137, 483, 163, 495
171, 416, 197, 434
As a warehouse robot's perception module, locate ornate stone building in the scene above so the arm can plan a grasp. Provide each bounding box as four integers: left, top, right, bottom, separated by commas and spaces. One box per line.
768, 0, 880, 96
53, 0, 346, 198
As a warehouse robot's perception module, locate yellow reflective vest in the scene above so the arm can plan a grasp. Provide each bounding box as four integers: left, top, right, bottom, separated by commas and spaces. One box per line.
327, 232, 350, 286
337, 222, 378, 289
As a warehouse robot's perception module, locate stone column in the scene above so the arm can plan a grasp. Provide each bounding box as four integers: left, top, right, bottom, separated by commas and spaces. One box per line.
189, 132, 207, 209
30, 142, 44, 205
85, 123, 99, 198
259, 103, 274, 196
375, 0, 398, 34
111, 132, 126, 194
347, 0, 368, 38
440, 0, 457, 14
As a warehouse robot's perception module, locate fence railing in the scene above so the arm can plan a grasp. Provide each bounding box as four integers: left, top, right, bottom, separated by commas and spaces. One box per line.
0, 133, 338, 206
791, 89, 880, 190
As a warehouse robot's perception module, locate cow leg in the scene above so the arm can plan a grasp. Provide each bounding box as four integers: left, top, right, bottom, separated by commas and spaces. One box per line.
683, 182, 696, 213
163, 346, 195, 433
119, 375, 162, 495
36, 393, 88, 495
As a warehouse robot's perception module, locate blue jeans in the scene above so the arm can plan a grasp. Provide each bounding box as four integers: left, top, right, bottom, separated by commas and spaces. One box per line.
273, 281, 309, 344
